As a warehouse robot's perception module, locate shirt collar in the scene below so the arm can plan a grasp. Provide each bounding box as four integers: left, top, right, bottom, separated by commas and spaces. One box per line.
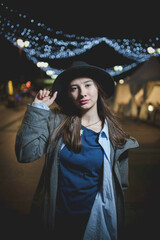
100, 119, 109, 140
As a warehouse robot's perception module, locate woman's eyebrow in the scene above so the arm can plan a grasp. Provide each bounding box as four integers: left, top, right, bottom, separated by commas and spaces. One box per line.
69, 84, 78, 87
84, 80, 93, 84
70, 80, 93, 87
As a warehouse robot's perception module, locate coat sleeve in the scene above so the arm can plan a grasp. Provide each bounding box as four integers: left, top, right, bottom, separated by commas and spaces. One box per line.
115, 138, 139, 191
15, 104, 52, 163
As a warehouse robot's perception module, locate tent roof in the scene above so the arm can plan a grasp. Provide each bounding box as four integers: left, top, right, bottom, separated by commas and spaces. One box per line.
126, 56, 160, 84
146, 84, 160, 105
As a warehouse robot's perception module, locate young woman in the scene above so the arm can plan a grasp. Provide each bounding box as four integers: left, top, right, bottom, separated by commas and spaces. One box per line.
15, 61, 139, 240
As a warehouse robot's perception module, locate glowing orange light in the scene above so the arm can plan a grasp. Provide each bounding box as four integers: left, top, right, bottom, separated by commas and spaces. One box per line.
26, 81, 31, 88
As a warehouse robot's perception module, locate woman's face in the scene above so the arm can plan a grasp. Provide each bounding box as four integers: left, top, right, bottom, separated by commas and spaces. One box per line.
68, 77, 99, 112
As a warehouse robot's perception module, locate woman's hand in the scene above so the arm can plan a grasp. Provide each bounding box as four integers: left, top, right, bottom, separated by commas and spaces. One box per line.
33, 88, 58, 107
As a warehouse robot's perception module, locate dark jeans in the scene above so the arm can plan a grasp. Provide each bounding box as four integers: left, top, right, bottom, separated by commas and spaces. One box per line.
53, 212, 90, 240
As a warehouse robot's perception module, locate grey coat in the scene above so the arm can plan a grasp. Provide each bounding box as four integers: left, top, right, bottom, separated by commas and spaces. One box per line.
15, 104, 139, 239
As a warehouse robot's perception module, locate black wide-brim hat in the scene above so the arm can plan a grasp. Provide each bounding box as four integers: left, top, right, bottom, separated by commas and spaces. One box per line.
52, 61, 115, 109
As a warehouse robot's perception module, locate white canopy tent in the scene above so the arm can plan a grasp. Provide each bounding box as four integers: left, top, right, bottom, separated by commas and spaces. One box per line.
113, 57, 160, 120
113, 83, 132, 113
146, 84, 160, 105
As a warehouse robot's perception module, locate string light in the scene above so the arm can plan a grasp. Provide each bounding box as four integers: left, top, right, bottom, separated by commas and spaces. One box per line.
0, 1, 160, 78
147, 47, 156, 54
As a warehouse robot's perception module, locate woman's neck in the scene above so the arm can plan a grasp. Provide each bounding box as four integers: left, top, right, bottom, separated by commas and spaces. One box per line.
81, 108, 100, 126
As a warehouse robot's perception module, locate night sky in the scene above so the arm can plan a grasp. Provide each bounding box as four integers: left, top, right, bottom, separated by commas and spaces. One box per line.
0, 0, 159, 82
3, 0, 159, 38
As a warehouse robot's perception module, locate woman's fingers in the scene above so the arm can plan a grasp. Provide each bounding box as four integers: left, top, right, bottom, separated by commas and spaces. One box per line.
38, 89, 50, 99
34, 88, 58, 106
51, 91, 58, 102
37, 90, 43, 100
34, 89, 58, 106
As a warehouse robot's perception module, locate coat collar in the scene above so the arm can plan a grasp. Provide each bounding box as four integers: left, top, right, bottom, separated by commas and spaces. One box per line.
109, 136, 139, 168
115, 138, 139, 161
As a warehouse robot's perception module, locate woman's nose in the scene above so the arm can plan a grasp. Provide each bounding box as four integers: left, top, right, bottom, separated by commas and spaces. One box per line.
79, 87, 87, 97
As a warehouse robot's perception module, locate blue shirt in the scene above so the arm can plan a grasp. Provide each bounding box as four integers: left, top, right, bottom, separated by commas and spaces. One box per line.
32, 102, 117, 240
56, 125, 103, 215
83, 122, 117, 240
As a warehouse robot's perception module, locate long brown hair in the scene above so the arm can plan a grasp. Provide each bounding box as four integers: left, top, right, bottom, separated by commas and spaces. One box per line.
51, 81, 130, 152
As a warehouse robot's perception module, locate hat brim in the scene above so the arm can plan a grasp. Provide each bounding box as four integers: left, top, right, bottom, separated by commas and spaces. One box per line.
52, 65, 115, 108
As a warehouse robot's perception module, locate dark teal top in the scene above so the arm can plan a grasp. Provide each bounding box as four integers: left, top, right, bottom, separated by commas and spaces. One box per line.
56, 125, 104, 215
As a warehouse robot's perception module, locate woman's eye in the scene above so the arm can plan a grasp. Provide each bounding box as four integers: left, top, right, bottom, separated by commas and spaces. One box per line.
85, 84, 91, 87
70, 87, 77, 92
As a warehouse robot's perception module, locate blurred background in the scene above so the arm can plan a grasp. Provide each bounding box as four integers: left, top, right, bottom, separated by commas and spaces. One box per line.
0, 1, 160, 239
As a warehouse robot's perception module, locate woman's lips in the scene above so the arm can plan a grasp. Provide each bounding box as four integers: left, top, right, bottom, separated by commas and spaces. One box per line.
80, 100, 89, 105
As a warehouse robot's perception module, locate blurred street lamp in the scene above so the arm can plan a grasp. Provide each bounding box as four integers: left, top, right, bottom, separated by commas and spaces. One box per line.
119, 79, 124, 84
36, 61, 49, 68
113, 65, 123, 72
46, 70, 55, 76
24, 40, 30, 47
16, 38, 30, 57
147, 47, 155, 54
148, 104, 154, 112
17, 39, 25, 48
17, 38, 24, 57
156, 48, 160, 54
8, 80, 13, 95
